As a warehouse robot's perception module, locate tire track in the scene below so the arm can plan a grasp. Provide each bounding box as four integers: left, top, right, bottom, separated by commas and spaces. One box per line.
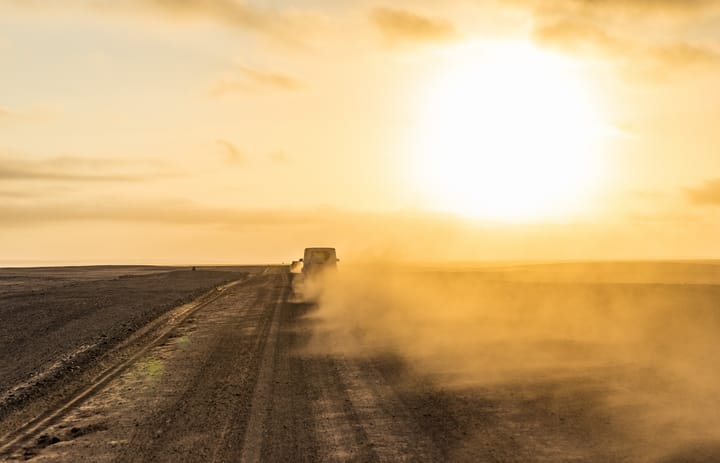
341, 357, 447, 462
1, 270, 443, 463
237, 273, 288, 463
307, 357, 376, 462
113, 273, 286, 463
0, 278, 246, 459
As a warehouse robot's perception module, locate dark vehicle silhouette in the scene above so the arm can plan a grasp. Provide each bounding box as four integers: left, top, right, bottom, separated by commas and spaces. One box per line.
300, 248, 338, 276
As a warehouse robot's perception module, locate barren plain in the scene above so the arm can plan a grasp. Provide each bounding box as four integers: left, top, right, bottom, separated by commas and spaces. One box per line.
0, 263, 719, 462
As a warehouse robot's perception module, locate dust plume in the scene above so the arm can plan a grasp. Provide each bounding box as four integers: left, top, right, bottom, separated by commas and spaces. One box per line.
301, 263, 720, 461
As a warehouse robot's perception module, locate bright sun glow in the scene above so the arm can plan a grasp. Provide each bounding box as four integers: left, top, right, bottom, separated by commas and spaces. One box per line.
413, 42, 609, 222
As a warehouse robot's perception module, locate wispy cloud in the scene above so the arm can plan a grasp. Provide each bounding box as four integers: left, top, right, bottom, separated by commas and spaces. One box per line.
652, 43, 720, 68
533, 19, 720, 79
0, 199, 334, 227
237, 65, 301, 90
507, 0, 717, 17
0, 155, 150, 182
0, 189, 37, 199
686, 178, 720, 206
210, 65, 302, 96
370, 7, 457, 45
216, 139, 245, 165
0, 167, 139, 182
533, 20, 622, 54
497, 0, 720, 80
3, 0, 313, 44
629, 211, 701, 224
133, 0, 271, 28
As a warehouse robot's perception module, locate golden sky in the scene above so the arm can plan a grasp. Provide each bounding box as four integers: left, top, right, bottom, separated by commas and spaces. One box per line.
1, 0, 720, 264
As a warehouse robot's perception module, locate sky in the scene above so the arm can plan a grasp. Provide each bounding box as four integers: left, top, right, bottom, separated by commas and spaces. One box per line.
1, 0, 720, 265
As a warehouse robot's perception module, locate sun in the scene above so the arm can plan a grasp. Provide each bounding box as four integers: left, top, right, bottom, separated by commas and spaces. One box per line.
411, 42, 609, 222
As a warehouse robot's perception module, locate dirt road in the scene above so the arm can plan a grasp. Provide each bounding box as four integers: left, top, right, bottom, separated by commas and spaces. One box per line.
1, 267, 719, 462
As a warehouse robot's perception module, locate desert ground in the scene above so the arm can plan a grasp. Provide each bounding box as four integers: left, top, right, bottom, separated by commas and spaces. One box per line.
1, 263, 719, 462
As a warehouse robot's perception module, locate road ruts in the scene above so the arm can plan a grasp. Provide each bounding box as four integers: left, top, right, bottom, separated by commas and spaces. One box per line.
255, 297, 442, 463
113, 270, 290, 463
1, 269, 445, 462
0, 270, 287, 462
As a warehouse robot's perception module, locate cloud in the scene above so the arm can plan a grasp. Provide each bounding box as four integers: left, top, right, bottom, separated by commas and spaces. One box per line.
236, 65, 301, 90
630, 42, 720, 79
1, 198, 719, 261
533, 19, 720, 77
533, 20, 623, 54
370, 7, 457, 45
133, 0, 269, 28
652, 42, 720, 68
508, 0, 717, 17
210, 65, 301, 96
3, 0, 312, 44
505, 0, 720, 79
0, 199, 336, 227
629, 211, 701, 224
686, 178, 720, 206
0, 189, 37, 199
0, 168, 137, 182
134, 0, 315, 44
0, 155, 146, 182
216, 139, 245, 164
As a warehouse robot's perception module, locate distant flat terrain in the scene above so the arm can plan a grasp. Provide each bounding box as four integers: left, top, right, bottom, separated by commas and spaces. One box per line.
0, 266, 176, 299
0, 263, 719, 462
0, 267, 245, 419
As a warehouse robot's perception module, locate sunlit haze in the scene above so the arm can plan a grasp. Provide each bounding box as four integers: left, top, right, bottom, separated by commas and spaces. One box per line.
2, 0, 720, 264
3, 3, 720, 461
412, 41, 608, 221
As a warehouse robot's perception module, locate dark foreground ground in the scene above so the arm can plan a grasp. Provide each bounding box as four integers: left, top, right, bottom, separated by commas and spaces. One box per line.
0, 267, 243, 419
0, 264, 719, 462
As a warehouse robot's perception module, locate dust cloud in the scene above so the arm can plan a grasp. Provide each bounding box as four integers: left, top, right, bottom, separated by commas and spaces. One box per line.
300, 262, 720, 460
